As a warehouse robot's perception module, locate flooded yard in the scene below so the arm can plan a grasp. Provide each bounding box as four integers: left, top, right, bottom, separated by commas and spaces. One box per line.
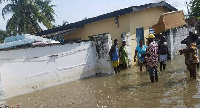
7, 55, 200, 108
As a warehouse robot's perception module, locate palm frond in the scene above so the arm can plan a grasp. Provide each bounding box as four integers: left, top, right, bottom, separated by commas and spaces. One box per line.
2, 0, 56, 34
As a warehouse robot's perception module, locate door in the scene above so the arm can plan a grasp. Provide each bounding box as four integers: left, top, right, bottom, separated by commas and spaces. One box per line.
121, 32, 132, 68
136, 28, 144, 46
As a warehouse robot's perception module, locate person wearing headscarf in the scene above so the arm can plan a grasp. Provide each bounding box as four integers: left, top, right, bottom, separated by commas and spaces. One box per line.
119, 41, 128, 69
146, 34, 159, 83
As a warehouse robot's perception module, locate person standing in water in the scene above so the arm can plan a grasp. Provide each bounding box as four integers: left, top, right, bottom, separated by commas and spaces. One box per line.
158, 39, 169, 71
109, 39, 120, 73
119, 41, 128, 69
179, 32, 199, 79
146, 34, 159, 83
134, 39, 147, 71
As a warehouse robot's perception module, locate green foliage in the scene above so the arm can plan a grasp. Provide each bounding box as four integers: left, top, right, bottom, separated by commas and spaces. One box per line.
0, 30, 9, 43
82, 17, 87, 20
62, 20, 68, 26
52, 20, 69, 28
189, 0, 200, 19
1, 0, 56, 35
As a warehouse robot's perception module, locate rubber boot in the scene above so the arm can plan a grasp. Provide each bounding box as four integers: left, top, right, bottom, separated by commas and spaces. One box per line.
150, 77, 154, 83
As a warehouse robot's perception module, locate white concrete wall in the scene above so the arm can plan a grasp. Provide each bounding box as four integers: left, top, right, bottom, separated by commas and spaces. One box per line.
91, 34, 114, 74
167, 27, 195, 59
0, 42, 99, 99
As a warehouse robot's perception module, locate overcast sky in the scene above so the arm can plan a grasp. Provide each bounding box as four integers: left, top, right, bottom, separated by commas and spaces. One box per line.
0, 0, 190, 31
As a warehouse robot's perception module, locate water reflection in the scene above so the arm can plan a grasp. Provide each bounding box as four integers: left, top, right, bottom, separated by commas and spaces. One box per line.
7, 55, 200, 108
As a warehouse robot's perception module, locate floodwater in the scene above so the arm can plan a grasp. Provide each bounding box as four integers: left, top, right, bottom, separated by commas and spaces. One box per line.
7, 55, 200, 108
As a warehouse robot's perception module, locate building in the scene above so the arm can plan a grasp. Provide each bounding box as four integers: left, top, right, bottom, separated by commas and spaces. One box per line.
36, 1, 177, 65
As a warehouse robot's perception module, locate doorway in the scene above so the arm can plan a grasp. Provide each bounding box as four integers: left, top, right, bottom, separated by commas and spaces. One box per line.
136, 28, 144, 46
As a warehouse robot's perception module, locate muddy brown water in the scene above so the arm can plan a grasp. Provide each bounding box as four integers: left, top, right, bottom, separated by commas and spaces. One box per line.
7, 55, 200, 108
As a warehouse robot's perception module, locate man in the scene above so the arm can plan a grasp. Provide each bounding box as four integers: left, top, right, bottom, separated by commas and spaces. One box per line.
145, 34, 159, 83
109, 39, 120, 73
119, 41, 128, 69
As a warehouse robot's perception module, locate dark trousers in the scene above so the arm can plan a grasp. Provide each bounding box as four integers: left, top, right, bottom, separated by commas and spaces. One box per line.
147, 66, 158, 82
147, 66, 158, 77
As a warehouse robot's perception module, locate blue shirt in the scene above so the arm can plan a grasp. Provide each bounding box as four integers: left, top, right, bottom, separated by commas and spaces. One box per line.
136, 45, 147, 58
111, 45, 119, 61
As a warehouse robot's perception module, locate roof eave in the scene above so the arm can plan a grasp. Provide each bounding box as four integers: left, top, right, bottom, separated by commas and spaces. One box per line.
36, 1, 177, 36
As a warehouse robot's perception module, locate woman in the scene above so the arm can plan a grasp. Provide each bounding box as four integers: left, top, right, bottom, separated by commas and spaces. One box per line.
119, 41, 128, 69
134, 39, 147, 71
180, 32, 199, 79
109, 39, 120, 73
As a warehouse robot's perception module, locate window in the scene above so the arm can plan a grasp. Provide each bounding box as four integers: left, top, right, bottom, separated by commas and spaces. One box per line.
149, 27, 155, 34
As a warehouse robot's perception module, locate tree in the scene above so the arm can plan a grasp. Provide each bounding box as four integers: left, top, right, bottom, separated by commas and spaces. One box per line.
52, 20, 69, 28
82, 17, 87, 20
62, 20, 68, 26
189, 0, 200, 19
0, 30, 9, 43
1, 0, 56, 35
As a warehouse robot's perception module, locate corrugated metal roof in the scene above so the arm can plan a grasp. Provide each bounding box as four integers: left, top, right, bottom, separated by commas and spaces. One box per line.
36, 1, 177, 36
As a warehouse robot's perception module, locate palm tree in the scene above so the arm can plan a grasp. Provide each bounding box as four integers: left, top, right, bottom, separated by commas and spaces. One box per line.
1, 0, 56, 35
52, 20, 69, 28
0, 30, 9, 43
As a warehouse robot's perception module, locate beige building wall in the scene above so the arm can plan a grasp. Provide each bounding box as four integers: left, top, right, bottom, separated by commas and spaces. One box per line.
129, 7, 170, 65
65, 13, 130, 48
64, 6, 172, 66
